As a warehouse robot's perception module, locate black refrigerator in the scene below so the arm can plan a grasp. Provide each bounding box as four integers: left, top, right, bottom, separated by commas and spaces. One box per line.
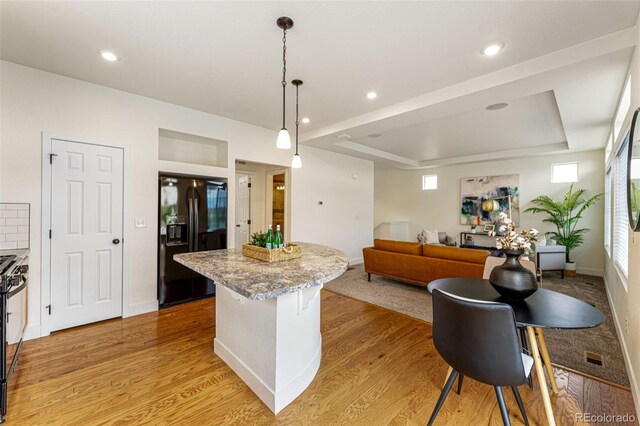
158, 175, 227, 308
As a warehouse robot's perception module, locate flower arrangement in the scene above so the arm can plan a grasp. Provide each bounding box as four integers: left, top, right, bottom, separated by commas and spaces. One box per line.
488, 212, 538, 251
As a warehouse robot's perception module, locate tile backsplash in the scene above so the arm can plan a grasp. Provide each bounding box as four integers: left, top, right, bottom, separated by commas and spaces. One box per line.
0, 203, 30, 250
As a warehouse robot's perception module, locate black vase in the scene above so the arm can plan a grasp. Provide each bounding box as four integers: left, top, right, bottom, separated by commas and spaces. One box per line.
489, 249, 538, 300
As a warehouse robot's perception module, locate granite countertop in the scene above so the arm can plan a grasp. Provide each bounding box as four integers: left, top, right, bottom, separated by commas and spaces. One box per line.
174, 242, 349, 301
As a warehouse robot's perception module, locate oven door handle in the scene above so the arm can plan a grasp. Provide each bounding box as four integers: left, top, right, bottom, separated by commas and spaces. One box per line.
7, 280, 27, 299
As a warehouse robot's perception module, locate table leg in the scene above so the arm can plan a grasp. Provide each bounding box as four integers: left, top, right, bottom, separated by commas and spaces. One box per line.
443, 365, 453, 388
535, 327, 558, 395
527, 326, 556, 426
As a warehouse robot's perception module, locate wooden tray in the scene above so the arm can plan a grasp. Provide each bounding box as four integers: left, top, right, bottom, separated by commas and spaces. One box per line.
242, 243, 302, 262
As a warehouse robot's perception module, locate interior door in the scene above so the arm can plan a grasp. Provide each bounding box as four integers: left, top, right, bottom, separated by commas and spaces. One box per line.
235, 174, 251, 245
50, 139, 124, 331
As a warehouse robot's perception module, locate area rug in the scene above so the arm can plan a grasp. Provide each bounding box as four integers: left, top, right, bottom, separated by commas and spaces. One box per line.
325, 264, 630, 387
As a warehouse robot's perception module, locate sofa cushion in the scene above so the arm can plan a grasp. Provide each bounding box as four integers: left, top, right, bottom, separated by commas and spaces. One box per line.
423, 244, 489, 264
424, 229, 440, 244
438, 232, 447, 244
373, 239, 423, 256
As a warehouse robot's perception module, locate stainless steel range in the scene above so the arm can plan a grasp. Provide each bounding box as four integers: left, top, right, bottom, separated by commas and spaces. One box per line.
0, 252, 28, 424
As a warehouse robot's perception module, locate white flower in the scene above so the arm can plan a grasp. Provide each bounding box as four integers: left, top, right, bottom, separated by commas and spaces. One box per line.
488, 231, 495, 237
530, 228, 539, 235
499, 225, 507, 232
496, 242, 503, 249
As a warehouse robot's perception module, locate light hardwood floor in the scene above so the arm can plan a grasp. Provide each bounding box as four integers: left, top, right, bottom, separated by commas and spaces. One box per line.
9, 291, 638, 425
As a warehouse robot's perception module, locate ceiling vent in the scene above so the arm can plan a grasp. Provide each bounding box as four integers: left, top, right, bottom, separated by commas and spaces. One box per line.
486, 103, 509, 110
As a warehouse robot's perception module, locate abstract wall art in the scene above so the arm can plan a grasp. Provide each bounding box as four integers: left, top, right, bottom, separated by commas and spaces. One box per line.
460, 174, 520, 226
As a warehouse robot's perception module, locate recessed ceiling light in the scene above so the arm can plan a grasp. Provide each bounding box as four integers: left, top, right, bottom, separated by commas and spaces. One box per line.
98, 50, 120, 62
301, 117, 310, 124
366, 91, 377, 100
482, 43, 504, 56
486, 103, 509, 110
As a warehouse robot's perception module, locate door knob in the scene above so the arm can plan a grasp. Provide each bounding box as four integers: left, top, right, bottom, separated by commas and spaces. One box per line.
112, 239, 121, 245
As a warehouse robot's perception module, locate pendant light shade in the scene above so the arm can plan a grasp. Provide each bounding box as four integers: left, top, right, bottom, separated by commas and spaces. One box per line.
276, 17, 294, 150
291, 79, 303, 168
277, 128, 291, 149
291, 153, 302, 168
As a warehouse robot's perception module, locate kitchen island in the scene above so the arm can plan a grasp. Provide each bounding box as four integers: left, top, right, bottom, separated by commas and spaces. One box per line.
174, 242, 349, 414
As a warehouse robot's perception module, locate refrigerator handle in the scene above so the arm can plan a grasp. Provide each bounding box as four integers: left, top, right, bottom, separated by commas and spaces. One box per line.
187, 192, 194, 252
193, 195, 200, 252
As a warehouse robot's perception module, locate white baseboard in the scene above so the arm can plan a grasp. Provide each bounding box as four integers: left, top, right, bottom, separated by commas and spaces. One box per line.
603, 276, 639, 415
214, 336, 322, 414
21, 300, 158, 341
349, 256, 363, 265
24, 324, 42, 341
124, 300, 158, 318
577, 267, 604, 277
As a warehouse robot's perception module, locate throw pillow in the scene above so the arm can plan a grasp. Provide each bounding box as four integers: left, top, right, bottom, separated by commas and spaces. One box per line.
438, 232, 447, 244
537, 235, 546, 246
425, 229, 440, 244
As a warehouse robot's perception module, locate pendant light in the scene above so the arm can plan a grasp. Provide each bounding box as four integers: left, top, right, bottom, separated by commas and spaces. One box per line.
291, 79, 303, 168
276, 17, 293, 149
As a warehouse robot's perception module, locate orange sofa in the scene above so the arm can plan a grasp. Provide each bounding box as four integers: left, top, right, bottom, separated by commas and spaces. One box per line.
362, 239, 490, 287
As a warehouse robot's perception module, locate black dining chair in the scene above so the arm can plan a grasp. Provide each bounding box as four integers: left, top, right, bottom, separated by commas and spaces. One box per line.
427, 289, 533, 426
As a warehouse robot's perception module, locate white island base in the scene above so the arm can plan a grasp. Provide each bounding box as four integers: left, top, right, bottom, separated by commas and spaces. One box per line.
214, 284, 323, 414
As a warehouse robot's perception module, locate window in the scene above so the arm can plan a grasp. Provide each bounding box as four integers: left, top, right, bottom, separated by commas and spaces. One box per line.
551, 163, 578, 183
422, 175, 437, 190
207, 184, 227, 231
613, 135, 629, 277
605, 132, 613, 162
604, 167, 612, 255
614, 76, 631, 141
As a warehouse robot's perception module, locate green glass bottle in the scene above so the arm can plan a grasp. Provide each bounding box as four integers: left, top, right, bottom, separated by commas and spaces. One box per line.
266, 224, 274, 249
275, 224, 284, 248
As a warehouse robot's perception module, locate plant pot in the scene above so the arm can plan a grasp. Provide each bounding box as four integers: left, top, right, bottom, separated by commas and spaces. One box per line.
565, 261, 577, 277
489, 249, 539, 300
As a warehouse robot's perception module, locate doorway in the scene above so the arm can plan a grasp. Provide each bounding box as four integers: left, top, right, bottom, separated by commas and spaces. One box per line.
43, 136, 126, 333
271, 173, 286, 239
235, 174, 251, 245
235, 161, 290, 245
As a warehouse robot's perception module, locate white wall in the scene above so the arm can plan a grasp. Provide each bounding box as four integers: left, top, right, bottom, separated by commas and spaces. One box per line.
291, 147, 374, 265
604, 15, 640, 413
0, 61, 373, 338
375, 150, 605, 276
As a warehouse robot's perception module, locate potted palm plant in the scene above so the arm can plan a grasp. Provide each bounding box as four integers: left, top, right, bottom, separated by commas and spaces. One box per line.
524, 184, 602, 276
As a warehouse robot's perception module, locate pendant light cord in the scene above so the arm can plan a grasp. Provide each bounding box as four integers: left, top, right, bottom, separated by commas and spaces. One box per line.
295, 84, 300, 155
281, 28, 287, 129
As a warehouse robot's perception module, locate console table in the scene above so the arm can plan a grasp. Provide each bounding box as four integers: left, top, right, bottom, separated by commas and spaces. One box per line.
459, 231, 497, 247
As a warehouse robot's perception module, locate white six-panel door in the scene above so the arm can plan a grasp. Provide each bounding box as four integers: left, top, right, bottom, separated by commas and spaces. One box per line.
235, 174, 251, 245
50, 139, 124, 331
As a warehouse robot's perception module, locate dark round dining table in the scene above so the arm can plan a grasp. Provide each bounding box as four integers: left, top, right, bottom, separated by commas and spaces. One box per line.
427, 277, 604, 329
427, 277, 604, 426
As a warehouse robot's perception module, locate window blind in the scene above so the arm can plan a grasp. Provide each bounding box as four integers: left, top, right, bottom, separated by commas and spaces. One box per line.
614, 140, 629, 277
605, 168, 611, 254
